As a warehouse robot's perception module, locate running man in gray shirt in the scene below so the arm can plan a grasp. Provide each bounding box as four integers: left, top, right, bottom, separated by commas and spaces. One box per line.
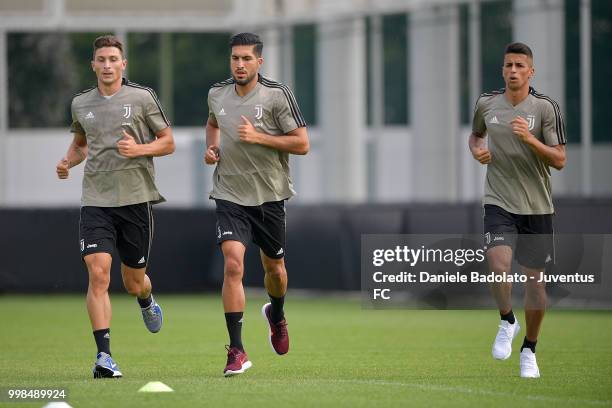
469, 42, 566, 379
55, 35, 175, 378
204, 33, 309, 376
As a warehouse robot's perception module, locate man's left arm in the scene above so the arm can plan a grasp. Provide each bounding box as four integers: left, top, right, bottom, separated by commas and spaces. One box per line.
118, 91, 176, 158
511, 114, 566, 170
238, 115, 309, 155
117, 126, 175, 158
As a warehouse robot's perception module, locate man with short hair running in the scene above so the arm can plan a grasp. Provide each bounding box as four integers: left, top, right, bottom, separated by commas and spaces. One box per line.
56, 34, 174, 378
204, 32, 309, 376
469, 42, 566, 378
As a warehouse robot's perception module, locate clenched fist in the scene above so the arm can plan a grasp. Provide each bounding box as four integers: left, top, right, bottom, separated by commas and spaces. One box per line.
56, 158, 70, 179
472, 147, 492, 164
204, 145, 220, 165
117, 130, 142, 158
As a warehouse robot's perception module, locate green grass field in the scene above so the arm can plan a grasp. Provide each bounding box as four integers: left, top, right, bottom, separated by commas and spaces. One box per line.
1, 294, 611, 407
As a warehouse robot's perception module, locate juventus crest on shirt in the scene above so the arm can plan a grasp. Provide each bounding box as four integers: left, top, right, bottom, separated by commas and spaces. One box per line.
207, 75, 307, 206
472, 87, 567, 215
71, 78, 170, 207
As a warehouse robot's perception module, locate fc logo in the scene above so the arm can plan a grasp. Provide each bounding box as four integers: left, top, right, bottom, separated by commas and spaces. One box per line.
123, 104, 132, 119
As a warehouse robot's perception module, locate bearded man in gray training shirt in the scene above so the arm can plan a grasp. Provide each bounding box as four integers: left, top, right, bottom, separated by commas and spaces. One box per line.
469, 42, 566, 379
204, 32, 309, 377
56, 35, 175, 379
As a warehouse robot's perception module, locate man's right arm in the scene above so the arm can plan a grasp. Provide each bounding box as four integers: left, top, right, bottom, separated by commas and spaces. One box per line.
469, 132, 491, 164
56, 133, 88, 179
468, 97, 491, 165
204, 116, 220, 165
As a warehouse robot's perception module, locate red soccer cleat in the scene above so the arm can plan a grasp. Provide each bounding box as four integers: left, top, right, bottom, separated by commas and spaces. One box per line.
223, 346, 252, 377
261, 303, 289, 355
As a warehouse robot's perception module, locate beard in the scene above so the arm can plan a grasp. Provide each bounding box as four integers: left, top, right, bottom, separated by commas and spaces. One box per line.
233, 72, 255, 86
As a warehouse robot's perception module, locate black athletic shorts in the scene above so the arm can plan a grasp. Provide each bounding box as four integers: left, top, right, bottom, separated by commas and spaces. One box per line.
215, 199, 286, 259
79, 203, 153, 268
483, 204, 554, 269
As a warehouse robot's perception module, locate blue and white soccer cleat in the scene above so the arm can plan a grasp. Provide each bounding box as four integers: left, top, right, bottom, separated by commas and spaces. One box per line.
93, 352, 122, 378
141, 296, 163, 333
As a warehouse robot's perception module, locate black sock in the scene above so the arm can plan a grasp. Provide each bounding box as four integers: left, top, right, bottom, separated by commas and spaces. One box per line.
269, 294, 285, 324
93, 328, 111, 356
521, 336, 537, 353
500, 309, 516, 324
137, 293, 153, 309
225, 312, 244, 350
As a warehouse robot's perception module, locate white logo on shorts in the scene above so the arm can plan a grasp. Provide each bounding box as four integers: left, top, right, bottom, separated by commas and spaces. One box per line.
86, 243, 98, 249
138, 256, 145, 264
80, 239, 85, 252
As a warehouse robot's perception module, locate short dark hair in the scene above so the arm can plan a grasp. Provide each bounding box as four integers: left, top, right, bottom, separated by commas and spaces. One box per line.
229, 32, 263, 57
504, 42, 533, 61
92, 35, 124, 59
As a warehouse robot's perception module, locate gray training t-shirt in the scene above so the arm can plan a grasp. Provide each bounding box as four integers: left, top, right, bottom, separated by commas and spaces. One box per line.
207, 75, 307, 206
70, 78, 170, 207
472, 87, 566, 215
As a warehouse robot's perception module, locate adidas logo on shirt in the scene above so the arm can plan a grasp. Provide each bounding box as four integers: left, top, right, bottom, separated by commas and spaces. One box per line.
85, 111, 95, 119
218, 108, 226, 116
489, 116, 499, 124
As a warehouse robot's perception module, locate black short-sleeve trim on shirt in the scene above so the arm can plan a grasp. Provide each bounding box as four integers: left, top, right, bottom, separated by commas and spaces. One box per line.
258, 75, 307, 129
473, 88, 505, 115
125, 80, 171, 127
530, 87, 567, 145
211, 77, 235, 88
73, 86, 96, 98
479, 88, 506, 98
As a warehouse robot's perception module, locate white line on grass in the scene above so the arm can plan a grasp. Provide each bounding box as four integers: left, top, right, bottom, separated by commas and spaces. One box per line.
337, 379, 612, 406
258, 378, 611, 406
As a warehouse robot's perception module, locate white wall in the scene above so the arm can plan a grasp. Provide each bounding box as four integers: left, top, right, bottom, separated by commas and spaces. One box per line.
1, 127, 327, 207
3, 127, 608, 207
3, 129, 204, 207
